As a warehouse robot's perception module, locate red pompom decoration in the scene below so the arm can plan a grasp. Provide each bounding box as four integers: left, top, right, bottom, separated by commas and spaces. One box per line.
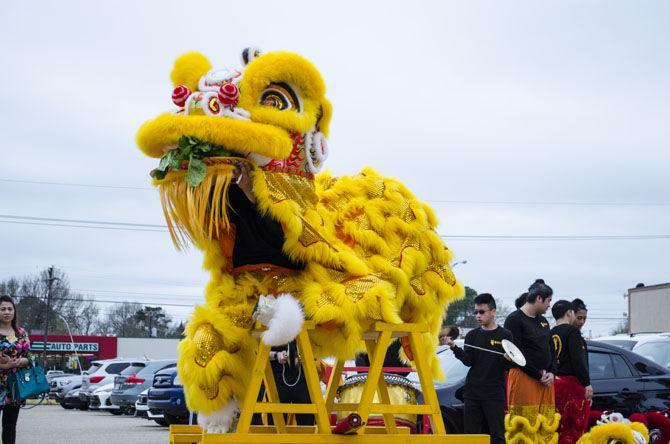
172, 85, 191, 107
218, 82, 239, 106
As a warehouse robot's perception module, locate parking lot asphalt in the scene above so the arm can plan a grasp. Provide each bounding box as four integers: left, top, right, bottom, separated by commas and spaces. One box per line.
17, 405, 171, 444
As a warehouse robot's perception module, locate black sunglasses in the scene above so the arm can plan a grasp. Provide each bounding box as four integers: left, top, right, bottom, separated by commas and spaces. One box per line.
474, 309, 488, 315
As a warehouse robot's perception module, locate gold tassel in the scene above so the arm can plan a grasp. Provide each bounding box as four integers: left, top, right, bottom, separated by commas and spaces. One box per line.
155, 164, 236, 249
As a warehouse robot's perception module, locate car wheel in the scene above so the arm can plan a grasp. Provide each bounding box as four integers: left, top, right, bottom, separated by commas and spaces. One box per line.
110, 410, 124, 416
59, 401, 75, 410
124, 407, 136, 416
154, 418, 168, 426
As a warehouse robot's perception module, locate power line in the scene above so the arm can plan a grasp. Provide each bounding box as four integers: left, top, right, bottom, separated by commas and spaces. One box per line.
3, 213, 669, 241
0, 220, 166, 233
0, 178, 152, 191
428, 199, 670, 207
0, 214, 164, 228
442, 234, 670, 241
2, 177, 669, 207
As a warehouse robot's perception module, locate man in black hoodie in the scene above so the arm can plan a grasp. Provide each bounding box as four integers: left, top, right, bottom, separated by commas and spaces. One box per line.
551, 300, 591, 444
444, 293, 512, 444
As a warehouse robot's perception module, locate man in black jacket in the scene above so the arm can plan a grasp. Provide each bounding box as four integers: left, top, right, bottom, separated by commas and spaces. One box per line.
551, 300, 592, 444
444, 293, 512, 444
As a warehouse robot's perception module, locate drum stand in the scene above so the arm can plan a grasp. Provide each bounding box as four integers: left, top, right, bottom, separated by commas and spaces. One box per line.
169, 322, 488, 444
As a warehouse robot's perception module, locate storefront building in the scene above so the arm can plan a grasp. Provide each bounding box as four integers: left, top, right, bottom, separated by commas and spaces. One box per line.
29, 334, 118, 372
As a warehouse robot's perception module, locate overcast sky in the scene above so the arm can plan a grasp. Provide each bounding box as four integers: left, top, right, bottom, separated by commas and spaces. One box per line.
1, 1, 668, 338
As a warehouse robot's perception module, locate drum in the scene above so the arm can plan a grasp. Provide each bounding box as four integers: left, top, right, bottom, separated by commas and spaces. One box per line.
335, 374, 420, 432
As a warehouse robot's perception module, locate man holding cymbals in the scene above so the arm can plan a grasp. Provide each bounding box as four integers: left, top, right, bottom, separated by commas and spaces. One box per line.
443, 293, 513, 444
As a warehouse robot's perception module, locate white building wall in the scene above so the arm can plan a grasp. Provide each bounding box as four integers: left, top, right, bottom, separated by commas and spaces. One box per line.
629, 284, 670, 334
117, 338, 179, 360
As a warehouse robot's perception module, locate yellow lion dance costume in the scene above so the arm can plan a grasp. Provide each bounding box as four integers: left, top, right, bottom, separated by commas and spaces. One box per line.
136, 48, 463, 432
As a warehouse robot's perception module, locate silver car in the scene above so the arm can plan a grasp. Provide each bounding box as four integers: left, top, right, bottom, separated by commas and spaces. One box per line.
110, 359, 176, 413
49, 374, 83, 406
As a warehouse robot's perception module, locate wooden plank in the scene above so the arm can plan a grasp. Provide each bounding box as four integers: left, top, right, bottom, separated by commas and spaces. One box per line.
170, 425, 203, 434
408, 331, 446, 435
262, 356, 287, 432
373, 323, 429, 333
171, 435, 203, 444
356, 329, 392, 434
248, 425, 317, 434
295, 328, 332, 434
202, 433, 490, 444
237, 340, 272, 433
324, 358, 344, 411
365, 339, 398, 434
253, 403, 317, 414
331, 403, 432, 414
362, 331, 414, 340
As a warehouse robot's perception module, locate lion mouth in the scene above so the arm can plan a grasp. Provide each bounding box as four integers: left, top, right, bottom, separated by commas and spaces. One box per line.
150, 135, 245, 186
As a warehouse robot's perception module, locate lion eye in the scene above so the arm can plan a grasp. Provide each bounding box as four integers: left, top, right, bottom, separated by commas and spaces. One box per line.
260, 83, 299, 111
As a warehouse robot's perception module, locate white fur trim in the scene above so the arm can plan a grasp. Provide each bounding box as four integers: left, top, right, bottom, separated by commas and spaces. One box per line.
252, 295, 276, 325
261, 294, 305, 346
197, 398, 240, 434
304, 130, 328, 173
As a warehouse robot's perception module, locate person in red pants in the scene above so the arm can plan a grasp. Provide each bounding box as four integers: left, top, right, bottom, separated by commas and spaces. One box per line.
551, 300, 592, 444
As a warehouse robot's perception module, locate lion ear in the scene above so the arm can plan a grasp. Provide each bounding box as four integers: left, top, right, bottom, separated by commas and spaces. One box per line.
170, 52, 212, 91
316, 98, 333, 138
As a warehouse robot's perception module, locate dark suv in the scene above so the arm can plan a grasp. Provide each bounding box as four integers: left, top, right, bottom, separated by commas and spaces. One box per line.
147, 367, 195, 425
428, 340, 670, 433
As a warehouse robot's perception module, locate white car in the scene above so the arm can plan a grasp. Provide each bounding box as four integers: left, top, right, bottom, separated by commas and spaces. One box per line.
596, 333, 670, 351
136, 389, 167, 426
80, 358, 146, 407
92, 383, 124, 414
633, 336, 670, 369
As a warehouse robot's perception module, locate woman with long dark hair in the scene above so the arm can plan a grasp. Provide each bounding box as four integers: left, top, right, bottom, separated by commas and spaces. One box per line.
0, 295, 30, 444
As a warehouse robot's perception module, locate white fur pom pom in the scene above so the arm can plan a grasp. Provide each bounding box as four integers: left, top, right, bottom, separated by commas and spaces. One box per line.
261, 294, 305, 346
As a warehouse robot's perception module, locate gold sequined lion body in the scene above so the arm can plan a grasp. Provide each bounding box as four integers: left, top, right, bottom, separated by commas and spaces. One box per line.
136, 48, 463, 430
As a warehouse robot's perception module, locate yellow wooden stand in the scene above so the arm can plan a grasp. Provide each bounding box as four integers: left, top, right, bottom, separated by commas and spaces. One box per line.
169, 322, 488, 444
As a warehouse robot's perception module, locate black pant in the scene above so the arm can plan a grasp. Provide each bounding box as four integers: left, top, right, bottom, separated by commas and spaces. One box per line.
463, 398, 505, 444
252, 369, 314, 426
1, 405, 20, 444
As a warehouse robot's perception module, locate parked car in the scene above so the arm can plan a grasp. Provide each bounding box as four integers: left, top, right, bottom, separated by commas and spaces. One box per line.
49, 374, 83, 406
633, 336, 670, 369
79, 358, 140, 407
421, 340, 670, 433
596, 333, 670, 351
136, 389, 167, 426
89, 382, 124, 414
46, 370, 66, 382
111, 359, 176, 414
135, 389, 149, 418
62, 388, 89, 410
148, 367, 195, 425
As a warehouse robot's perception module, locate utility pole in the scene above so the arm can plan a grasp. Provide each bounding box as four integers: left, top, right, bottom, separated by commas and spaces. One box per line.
42, 266, 56, 366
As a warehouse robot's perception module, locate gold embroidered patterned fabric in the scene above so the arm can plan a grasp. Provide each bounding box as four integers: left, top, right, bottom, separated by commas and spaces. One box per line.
193, 323, 224, 367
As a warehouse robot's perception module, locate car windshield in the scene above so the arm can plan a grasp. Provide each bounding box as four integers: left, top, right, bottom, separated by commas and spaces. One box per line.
120, 363, 147, 376
634, 342, 670, 368
85, 363, 102, 375
407, 345, 469, 386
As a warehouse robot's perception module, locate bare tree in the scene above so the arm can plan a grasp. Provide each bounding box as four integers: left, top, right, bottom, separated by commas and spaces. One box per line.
99, 302, 145, 337
0, 268, 102, 335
